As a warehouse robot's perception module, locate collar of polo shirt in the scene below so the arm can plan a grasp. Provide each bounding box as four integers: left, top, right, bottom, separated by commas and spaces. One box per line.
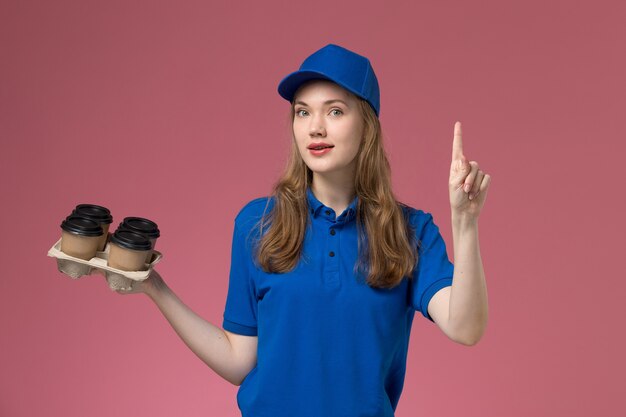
306, 187, 358, 223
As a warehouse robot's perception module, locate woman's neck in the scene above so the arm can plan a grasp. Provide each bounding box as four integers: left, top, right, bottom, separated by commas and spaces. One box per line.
310, 175, 355, 216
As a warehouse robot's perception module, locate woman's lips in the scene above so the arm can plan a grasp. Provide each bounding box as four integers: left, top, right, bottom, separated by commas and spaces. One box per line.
309, 146, 333, 156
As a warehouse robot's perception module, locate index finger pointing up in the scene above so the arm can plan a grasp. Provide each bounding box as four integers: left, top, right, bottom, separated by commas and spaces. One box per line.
452, 121, 464, 161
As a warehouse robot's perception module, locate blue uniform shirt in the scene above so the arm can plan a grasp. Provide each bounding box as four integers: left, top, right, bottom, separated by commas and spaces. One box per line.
223, 187, 454, 417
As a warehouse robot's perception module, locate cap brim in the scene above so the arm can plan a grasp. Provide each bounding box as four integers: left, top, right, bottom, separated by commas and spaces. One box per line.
277, 70, 337, 103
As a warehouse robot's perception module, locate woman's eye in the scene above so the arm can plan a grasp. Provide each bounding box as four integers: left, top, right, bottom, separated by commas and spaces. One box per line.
295, 109, 342, 117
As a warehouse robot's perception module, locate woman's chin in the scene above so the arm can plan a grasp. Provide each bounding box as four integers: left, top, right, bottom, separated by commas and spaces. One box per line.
306, 164, 334, 174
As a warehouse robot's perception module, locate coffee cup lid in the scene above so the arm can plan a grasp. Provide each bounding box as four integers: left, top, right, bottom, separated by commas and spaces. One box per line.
61, 215, 104, 237
110, 229, 152, 251
72, 204, 113, 224
120, 217, 160, 238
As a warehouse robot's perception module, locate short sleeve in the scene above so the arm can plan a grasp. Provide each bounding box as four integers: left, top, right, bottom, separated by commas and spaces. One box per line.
222, 221, 259, 336
409, 212, 454, 322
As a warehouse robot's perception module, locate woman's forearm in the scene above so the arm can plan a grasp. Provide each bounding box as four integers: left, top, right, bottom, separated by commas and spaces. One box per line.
448, 213, 489, 345
146, 278, 240, 385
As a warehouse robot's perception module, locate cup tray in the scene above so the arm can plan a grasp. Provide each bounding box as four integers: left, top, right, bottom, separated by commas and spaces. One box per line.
47, 237, 163, 290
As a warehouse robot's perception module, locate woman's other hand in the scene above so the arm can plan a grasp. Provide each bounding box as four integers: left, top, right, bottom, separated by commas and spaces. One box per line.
448, 121, 491, 219
113, 268, 165, 298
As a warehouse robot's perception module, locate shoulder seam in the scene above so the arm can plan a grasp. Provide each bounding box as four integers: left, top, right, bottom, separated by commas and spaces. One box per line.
235, 196, 272, 222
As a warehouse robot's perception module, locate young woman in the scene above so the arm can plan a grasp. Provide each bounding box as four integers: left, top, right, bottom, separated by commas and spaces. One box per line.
120, 44, 491, 417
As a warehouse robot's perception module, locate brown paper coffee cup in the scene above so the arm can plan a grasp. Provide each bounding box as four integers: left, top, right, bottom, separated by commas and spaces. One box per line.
59, 216, 104, 278
117, 217, 160, 263
60, 217, 103, 260
107, 230, 152, 271
71, 204, 113, 251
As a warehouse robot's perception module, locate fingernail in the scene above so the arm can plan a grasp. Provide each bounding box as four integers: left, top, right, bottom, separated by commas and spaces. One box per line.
469, 193, 474, 200
464, 184, 470, 192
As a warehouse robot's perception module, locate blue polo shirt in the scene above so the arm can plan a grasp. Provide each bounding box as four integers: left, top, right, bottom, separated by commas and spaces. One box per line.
222, 187, 454, 417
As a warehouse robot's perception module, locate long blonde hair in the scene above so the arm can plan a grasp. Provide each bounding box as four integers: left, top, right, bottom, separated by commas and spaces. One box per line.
252, 93, 419, 289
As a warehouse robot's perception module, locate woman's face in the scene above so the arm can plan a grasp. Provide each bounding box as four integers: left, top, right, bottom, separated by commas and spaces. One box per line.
292, 80, 364, 181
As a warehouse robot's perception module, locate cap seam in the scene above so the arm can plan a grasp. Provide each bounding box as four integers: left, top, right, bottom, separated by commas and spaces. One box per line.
361, 60, 370, 96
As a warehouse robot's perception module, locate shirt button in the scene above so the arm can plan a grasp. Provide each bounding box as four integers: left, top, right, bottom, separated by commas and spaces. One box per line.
325, 210, 331, 215
330, 229, 336, 236
329, 251, 335, 257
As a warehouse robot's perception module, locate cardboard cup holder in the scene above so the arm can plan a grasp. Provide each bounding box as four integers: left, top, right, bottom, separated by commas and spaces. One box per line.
47, 234, 162, 291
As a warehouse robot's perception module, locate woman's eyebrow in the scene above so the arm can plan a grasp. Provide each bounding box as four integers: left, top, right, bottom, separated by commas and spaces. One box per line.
294, 99, 349, 107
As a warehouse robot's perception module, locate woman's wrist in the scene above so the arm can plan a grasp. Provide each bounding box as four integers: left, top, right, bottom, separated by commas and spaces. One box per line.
144, 270, 168, 300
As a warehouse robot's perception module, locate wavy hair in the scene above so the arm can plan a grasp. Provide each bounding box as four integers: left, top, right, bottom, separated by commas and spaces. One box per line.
251, 91, 419, 289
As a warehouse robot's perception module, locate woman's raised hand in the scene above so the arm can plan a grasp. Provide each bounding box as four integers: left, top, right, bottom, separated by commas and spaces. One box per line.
448, 121, 491, 219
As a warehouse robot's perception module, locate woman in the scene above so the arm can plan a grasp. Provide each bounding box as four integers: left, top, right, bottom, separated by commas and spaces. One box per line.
120, 44, 491, 417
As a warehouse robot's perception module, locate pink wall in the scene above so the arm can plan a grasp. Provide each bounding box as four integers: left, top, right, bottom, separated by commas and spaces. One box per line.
2, 1, 624, 416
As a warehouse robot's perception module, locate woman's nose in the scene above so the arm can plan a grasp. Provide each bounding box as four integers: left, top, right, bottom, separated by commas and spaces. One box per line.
309, 117, 326, 136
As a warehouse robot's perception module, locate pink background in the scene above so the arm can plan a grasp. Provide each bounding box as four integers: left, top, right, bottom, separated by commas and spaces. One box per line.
1, 0, 624, 416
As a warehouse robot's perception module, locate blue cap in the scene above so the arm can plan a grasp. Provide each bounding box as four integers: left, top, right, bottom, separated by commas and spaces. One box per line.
277, 44, 380, 117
